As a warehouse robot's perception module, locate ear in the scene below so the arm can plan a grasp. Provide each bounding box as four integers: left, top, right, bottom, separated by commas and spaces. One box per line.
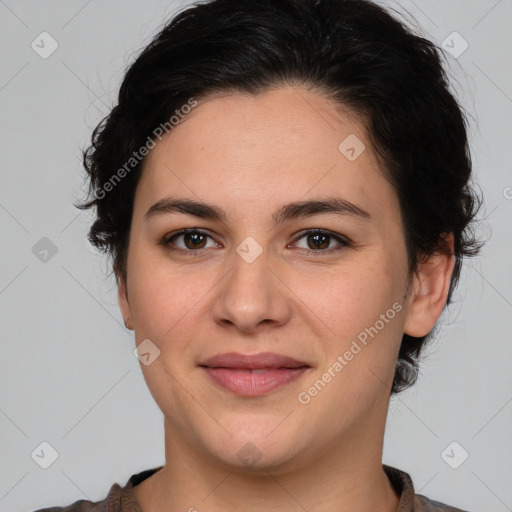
403, 233, 456, 338
117, 272, 133, 330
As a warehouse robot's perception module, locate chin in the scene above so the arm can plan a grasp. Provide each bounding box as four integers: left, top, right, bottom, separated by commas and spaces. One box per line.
200, 422, 307, 473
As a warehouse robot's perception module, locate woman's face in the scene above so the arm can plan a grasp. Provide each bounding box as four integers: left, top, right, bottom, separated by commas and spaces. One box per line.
119, 86, 424, 472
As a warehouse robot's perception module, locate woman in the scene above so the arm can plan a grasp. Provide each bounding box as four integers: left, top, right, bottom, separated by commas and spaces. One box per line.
35, 0, 482, 510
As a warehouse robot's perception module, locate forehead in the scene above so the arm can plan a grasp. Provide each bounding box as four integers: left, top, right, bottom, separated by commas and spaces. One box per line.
136, 86, 398, 223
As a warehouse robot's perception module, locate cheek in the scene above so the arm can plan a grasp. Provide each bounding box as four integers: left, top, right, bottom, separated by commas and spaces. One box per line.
294, 258, 401, 340
304, 260, 406, 400
130, 267, 203, 337
297, 264, 404, 413
128, 265, 203, 401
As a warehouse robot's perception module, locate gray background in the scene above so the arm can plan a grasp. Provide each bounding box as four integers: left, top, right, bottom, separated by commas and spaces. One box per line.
1, 0, 511, 511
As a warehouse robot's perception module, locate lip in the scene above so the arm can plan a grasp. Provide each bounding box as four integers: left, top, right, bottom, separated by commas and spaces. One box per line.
199, 351, 309, 369
199, 352, 311, 397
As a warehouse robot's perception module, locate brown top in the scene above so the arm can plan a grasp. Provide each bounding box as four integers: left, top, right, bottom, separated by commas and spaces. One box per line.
32, 464, 469, 512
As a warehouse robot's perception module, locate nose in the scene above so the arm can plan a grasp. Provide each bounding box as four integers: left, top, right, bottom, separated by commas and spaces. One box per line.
211, 243, 292, 334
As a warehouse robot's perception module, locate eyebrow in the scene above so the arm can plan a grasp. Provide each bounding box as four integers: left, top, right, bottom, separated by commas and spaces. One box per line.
145, 196, 371, 225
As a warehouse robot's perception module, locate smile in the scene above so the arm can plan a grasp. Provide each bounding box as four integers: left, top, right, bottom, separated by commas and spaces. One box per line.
198, 352, 311, 396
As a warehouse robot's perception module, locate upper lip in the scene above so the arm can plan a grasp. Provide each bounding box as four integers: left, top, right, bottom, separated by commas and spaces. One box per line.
199, 352, 310, 370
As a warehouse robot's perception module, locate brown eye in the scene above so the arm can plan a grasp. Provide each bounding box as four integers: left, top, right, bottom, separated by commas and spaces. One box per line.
182, 232, 207, 249
164, 229, 218, 251
306, 233, 330, 250
292, 229, 351, 253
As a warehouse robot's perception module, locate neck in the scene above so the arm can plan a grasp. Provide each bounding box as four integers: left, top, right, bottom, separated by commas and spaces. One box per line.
134, 400, 400, 512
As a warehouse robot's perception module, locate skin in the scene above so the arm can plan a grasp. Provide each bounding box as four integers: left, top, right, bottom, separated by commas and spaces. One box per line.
118, 85, 455, 512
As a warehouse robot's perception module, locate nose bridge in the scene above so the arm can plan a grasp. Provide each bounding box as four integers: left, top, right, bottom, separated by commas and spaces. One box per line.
212, 236, 290, 331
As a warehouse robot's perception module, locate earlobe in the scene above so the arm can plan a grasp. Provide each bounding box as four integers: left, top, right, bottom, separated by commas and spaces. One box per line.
403, 234, 456, 338
117, 273, 133, 330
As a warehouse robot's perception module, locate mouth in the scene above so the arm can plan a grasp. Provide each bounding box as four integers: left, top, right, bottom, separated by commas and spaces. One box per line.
198, 352, 311, 397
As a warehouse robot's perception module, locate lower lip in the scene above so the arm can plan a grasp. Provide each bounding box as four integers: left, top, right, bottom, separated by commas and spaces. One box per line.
201, 367, 309, 396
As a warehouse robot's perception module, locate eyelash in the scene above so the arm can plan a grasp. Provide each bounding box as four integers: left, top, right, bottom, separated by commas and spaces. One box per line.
161, 228, 352, 256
